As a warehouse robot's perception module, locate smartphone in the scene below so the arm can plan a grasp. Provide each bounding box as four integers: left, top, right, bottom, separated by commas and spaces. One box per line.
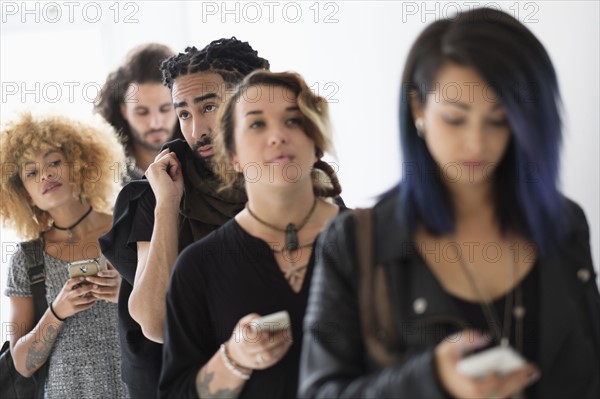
457, 345, 526, 378
68, 256, 108, 279
250, 311, 291, 332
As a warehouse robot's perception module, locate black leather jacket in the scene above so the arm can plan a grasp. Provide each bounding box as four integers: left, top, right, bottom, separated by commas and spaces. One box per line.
299, 187, 600, 398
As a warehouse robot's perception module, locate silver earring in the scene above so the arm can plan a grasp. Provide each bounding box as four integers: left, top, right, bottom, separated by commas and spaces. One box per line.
415, 118, 425, 138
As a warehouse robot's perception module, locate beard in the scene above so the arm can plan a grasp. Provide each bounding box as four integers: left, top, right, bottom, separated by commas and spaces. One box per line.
190, 135, 214, 173
130, 127, 173, 152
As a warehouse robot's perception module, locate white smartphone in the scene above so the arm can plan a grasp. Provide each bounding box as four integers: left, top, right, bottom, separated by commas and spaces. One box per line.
249, 311, 291, 332
457, 345, 526, 378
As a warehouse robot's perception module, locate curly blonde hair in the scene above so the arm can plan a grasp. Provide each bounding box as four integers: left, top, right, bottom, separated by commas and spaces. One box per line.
213, 70, 341, 197
0, 113, 125, 239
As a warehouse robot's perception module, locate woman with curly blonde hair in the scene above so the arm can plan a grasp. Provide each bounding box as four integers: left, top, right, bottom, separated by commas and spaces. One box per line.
1, 113, 128, 398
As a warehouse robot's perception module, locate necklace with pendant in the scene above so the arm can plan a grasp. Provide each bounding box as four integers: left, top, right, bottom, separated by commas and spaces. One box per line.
52, 206, 93, 243
453, 235, 525, 350
246, 199, 318, 287
246, 198, 317, 251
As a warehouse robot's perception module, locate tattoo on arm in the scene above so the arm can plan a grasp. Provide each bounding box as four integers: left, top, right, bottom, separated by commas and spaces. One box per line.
196, 369, 243, 399
25, 324, 59, 371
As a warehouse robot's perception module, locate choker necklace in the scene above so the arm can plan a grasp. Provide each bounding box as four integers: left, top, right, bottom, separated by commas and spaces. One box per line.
53, 206, 93, 242
246, 198, 317, 251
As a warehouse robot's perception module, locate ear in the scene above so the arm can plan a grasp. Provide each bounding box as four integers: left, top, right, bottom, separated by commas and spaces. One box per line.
409, 90, 425, 122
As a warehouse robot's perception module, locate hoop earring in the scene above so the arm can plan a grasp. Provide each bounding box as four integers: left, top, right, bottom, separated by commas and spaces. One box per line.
415, 118, 425, 138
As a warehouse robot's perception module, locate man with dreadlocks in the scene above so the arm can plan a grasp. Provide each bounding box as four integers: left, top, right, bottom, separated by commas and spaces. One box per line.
100, 37, 270, 399
94, 43, 183, 183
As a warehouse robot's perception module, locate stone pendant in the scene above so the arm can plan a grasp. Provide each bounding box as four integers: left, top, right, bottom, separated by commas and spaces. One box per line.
513, 305, 526, 319
285, 223, 299, 250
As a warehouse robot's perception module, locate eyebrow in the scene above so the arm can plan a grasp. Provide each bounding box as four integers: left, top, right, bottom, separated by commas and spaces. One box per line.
245, 106, 300, 117
443, 101, 503, 111
23, 151, 60, 167
173, 93, 219, 109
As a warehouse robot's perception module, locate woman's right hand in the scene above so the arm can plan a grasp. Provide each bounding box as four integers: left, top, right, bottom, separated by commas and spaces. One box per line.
51, 277, 98, 320
226, 313, 293, 371
435, 330, 540, 399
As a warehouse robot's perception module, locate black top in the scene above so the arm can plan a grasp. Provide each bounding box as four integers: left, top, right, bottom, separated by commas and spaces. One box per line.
159, 218, 322, 399
449, 263, 539, 398
99, 139, 246, 398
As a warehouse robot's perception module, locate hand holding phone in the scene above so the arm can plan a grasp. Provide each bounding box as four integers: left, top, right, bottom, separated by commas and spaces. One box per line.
250, 311, 291, 332
457, 345, 526, 378
68, 256, 108, 279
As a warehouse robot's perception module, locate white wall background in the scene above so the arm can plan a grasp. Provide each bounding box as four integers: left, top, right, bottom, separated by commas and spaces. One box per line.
1, 1, 598, 339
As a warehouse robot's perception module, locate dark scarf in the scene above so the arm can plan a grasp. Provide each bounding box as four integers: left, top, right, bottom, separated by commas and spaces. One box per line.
177, 149, 247, 249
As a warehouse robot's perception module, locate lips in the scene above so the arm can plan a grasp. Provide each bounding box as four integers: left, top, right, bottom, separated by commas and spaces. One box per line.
268, 153, 294, 163
197, 145, 214, 158
462, 161, 484, 167
42, 181, 62, 195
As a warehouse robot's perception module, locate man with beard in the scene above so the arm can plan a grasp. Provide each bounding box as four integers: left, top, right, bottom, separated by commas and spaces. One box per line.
95, 43, 182, 182
99, 37, 270, 399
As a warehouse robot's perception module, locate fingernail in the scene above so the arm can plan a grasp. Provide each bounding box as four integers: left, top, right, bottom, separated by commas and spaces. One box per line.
97, 272, 103, 277
93, 285, 98, 289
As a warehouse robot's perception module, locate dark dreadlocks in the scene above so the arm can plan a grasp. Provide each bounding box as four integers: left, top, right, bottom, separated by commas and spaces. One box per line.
160, 37, 270, 89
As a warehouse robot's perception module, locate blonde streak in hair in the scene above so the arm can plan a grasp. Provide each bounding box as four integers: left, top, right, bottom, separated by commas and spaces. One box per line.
213, 99, 233, 188
215, 84, 247, 190
295, 90, 340, 197
298, 94, 335, 158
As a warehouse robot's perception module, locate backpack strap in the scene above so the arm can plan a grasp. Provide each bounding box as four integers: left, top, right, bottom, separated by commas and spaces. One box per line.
20, 238, 50, 399
21, 239, 47, 321
354, 208, 402, 367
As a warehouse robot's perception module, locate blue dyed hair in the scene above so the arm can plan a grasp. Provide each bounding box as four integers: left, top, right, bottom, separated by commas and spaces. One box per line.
399, 7, 566, 256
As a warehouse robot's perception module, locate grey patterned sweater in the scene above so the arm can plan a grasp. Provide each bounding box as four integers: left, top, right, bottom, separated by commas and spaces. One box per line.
5, 244, 128, 399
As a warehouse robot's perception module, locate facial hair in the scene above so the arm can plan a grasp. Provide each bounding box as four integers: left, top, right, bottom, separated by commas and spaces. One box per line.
130, 126, 174, 152
191, 136, 213, 157
190, 135, 214, 172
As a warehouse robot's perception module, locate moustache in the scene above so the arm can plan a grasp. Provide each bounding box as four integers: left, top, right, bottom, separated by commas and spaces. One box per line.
192, 136, 213, 152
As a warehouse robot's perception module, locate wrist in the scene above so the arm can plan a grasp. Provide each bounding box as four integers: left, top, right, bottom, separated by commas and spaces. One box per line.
154, 199, 181, 215
49, 301, 67, 322
220, 343, 252, 380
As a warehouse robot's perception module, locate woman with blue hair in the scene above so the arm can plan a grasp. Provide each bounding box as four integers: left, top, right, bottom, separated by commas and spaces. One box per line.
299, 7, 600, 399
